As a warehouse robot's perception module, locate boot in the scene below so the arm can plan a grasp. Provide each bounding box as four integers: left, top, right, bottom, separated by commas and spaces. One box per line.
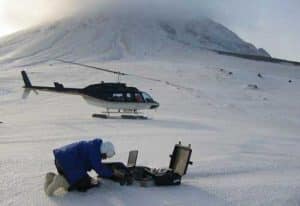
45, 174, 69, 196
44, 172, 56, 194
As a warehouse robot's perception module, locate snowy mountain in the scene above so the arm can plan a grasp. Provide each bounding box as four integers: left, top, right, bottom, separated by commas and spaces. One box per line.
0, 11, 269, 68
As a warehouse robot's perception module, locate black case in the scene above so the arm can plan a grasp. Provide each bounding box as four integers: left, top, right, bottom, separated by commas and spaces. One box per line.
105, 142, 193, 186
153, 170, 182, 186
134, 142, 193, 186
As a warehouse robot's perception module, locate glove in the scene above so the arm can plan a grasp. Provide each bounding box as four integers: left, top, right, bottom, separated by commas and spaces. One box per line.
90, 177, 101, 186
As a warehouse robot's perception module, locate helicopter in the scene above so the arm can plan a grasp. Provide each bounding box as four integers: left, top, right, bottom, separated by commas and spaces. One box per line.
21, 60, 160, 119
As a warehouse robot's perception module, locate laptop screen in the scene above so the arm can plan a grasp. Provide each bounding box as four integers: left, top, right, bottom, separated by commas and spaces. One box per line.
127, 150, 138, 167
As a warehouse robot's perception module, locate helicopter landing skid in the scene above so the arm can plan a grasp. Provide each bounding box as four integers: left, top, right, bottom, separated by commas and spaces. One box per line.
92, 114, 109, 119
121, 115, 148, 120
92, 113, 148, 120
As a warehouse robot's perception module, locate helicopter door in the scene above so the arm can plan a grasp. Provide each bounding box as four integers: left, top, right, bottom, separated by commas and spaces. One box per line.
126, 93, 135, 102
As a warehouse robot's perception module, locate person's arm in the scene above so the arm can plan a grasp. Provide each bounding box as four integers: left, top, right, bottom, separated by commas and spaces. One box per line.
88, 143, 113, 177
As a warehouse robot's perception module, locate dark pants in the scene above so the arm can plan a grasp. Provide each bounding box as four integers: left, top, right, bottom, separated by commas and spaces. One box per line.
55, 160, 98, 192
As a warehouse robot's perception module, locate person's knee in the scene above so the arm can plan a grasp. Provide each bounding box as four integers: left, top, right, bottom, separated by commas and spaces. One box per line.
45, 172, 56, 185
44, 172, 56, 194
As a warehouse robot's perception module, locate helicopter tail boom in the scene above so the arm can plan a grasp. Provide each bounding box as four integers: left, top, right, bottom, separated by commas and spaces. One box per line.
20, 70, 82, 94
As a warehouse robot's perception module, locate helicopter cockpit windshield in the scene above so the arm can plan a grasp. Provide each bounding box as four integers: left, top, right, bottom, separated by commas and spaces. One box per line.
141, 92, 154, 103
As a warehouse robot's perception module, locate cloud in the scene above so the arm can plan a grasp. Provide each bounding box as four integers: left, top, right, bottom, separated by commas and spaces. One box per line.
2, 0, 298, 29
0, 0, 299, 60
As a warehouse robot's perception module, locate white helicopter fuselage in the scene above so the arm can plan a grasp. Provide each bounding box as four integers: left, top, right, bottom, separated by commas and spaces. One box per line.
82, 95, 157, 111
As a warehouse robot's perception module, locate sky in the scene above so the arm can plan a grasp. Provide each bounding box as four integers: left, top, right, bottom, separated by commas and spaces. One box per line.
0, 0, 299, 61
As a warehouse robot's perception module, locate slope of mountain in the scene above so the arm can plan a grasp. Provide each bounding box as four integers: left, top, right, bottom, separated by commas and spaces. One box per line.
0, 12, 269, 68
0, 51, 299, 206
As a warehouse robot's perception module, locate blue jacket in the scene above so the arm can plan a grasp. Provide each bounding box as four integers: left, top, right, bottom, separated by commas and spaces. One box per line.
53, 139, 113, 186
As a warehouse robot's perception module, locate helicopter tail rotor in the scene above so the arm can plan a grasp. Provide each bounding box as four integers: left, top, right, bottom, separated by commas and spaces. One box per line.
21, 71, 32, 88
21, 71, 38, 99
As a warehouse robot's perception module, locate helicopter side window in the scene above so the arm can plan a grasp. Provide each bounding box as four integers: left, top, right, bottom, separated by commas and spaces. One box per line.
126, 93, 134, 102
135, 93, 144, 103
112, 93, 125, 102
141, 92, 154, 103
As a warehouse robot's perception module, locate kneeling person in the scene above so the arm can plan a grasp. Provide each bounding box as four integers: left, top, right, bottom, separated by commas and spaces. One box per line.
53, 138, 115, 192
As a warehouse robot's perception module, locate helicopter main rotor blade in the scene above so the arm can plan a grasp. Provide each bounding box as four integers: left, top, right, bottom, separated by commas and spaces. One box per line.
56, 59, 163, 82
129, 73, 162, 83
56, 59, 127, 76
55, 59, 191, 91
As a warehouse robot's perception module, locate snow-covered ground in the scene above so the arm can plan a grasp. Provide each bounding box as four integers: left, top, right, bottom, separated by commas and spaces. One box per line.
1, 10, 300, 206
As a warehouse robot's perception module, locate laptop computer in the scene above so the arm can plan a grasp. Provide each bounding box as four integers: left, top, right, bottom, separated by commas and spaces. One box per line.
127, 150, 138, 168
